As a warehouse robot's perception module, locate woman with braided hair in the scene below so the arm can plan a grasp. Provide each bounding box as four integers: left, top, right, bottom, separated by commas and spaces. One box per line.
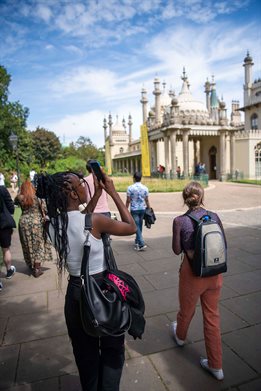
36, 170, 136, 391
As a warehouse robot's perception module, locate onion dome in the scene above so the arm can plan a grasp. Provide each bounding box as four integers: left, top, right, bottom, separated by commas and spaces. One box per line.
244, 51, 253, 63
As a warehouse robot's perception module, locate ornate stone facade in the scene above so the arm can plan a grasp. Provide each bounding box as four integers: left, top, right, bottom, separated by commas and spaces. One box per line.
104, 53, 261, 179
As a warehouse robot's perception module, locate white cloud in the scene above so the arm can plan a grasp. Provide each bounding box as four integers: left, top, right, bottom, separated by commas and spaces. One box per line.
41, 105, 143, 147
35, 5, 52, 23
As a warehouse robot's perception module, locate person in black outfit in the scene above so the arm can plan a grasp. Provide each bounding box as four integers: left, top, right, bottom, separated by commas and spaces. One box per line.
0, 186, 16, 279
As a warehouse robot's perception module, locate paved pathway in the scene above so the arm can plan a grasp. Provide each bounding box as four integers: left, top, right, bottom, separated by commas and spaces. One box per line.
0, 181, 261, 391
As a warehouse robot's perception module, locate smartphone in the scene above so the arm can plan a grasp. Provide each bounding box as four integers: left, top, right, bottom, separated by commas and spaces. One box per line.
88, 160, 105, 183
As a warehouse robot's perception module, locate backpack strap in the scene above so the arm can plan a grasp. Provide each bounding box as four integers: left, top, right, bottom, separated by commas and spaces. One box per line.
84, 213, 93, 231
81, 214, 93, 278
185, 211, 201, 224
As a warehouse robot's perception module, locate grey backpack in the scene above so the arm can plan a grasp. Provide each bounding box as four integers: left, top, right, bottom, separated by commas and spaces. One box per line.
186, 211, 227, 277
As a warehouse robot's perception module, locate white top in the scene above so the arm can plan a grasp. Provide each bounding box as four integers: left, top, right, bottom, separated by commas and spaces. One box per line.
0, 173, 5, 186
49, 211, 106, 277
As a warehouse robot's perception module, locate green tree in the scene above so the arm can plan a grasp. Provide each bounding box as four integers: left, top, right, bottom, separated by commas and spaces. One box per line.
62, 136, 104, 164
31, 127, 61, 168
0, 65, 30, 172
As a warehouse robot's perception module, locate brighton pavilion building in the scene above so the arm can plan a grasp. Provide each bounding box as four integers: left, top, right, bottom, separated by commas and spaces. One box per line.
103, 52, 261, 180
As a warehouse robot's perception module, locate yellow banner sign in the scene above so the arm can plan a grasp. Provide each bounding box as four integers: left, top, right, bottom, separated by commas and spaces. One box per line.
105, 138, 112, 175
140, 124, 151, 177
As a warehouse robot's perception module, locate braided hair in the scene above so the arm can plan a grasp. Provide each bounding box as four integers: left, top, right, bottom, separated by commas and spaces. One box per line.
35, 171, 83, 273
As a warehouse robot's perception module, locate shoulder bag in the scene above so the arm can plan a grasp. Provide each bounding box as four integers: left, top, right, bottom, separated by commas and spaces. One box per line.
80, 214, 146, 339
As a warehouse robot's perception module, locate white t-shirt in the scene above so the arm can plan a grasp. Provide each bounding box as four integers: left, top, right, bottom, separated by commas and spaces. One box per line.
49, 211, 106, 276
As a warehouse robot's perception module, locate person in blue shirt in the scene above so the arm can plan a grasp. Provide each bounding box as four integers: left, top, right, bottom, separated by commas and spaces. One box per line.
126, 172, 150, 251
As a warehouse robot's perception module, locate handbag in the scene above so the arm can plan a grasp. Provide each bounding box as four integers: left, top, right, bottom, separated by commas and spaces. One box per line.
0, 198, 16, 229
80, 214, 146, 339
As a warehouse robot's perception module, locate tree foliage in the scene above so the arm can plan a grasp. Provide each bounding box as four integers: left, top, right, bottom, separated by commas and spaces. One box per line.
0, 65, 30, 168
31, 127, 62, 168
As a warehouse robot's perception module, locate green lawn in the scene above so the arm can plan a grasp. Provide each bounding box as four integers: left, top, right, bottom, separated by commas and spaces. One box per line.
113, 177, 197, 192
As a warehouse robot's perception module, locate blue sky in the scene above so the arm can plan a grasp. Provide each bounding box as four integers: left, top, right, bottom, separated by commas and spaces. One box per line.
1, 0, 261, 148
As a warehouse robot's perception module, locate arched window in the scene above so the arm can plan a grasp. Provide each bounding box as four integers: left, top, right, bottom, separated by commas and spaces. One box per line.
255, 142, 261, 178
251, 113, 258, 130
119, 147, 124, 153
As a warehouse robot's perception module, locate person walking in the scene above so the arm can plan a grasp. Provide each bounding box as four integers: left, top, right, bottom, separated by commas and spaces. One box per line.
126, 171, 150, 251
10, 171, 18, 193
170, 181, 226, 381
36, 170, 136, 391
84, 160, 111, 217
0, 185, 16, 279
15, 180, 53, 277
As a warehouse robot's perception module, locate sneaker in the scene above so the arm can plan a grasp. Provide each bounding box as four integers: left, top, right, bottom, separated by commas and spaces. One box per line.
138, 245, 147, 251
200, 357, 224, 380
170, 321, 185, 347
6, 265, 16, 279
134, 244, 139, 251
0, 281, 3, 291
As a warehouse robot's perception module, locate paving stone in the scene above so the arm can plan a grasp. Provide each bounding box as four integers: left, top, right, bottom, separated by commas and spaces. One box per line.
3, 308, 67, 345
118, 262, 146, 277
0, 344, 20, 390
121, 356, 166, 391
126, 314, 176, 357
223, 270, 261, 295
0, 377, 59, 391
47, 289, 66, 310
60, 372, 81, 391
149, 341, 257, 391
225, 259, 254, 275
16, 335, 77, 383
0, 292, 47, 317
140, 257, 178, 274
144, 270, 179, 290
143, 288, 179, 317
238, 378, 261, 391
131, 275, 155, 293
223, 324, 261, 372
221, 292, 261, 324
0, 274, 57, 298
220, 284, 239, 300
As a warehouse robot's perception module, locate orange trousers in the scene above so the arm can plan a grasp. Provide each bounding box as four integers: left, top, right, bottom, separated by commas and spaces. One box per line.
176, 256, 223, 369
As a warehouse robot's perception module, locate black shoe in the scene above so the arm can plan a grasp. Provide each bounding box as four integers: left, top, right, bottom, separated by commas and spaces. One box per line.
6, 266, 16, 279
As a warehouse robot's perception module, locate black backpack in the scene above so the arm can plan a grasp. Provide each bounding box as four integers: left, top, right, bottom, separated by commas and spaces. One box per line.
186, 211, 227, 277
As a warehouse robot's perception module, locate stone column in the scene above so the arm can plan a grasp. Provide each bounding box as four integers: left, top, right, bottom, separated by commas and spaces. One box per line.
150, 141, 157, 173
219, 130, 226, 181
170, 131, 177, 178
183, 130, 189, 177
164, 134, 170, 177
230, 131, 236, 178
130, 159, 134, 174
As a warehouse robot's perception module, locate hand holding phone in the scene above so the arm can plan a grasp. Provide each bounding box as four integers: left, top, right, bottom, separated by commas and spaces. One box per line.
88, 160, 105, 183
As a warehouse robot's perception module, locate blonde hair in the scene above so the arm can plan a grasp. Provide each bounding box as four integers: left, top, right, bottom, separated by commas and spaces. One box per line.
182, 181, 204, 209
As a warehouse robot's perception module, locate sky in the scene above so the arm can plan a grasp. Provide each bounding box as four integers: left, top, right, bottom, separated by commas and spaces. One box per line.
0, 0, 261, 148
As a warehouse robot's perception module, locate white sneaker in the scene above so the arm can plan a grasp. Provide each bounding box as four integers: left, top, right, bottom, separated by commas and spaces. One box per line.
169, 321, 185, 347
138, 245, 147, 251
200, 357, 224, 380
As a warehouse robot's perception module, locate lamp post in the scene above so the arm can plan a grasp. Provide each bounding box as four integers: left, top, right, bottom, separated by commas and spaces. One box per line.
8, 132, 20, 189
